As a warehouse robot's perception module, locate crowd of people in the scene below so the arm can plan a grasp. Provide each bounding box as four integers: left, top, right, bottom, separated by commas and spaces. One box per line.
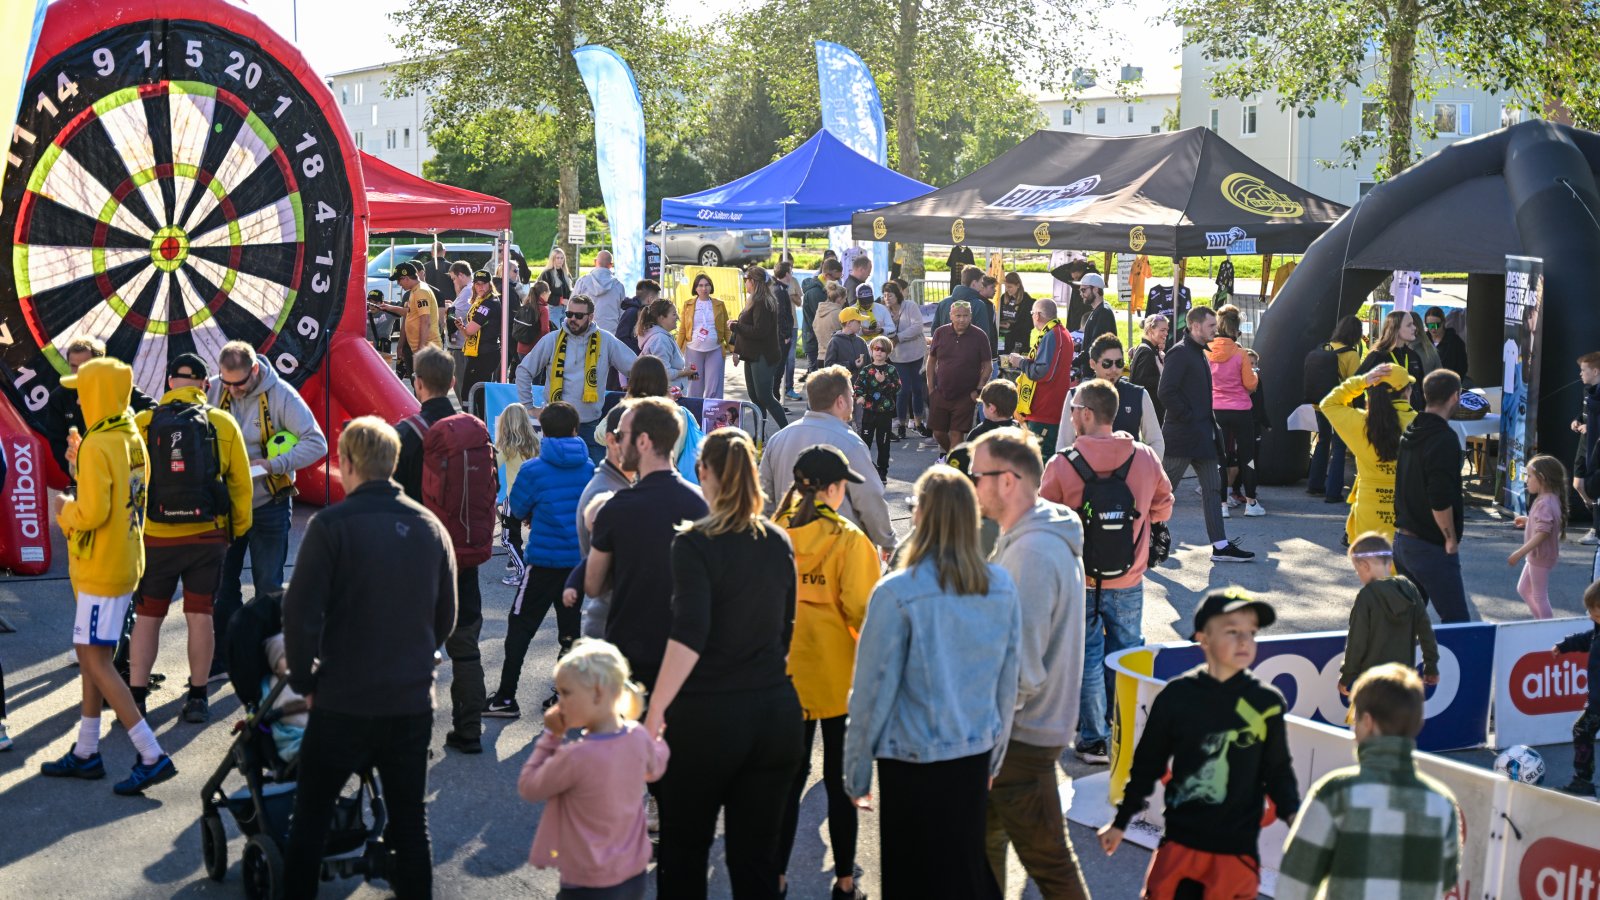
7, 249, 1600, 900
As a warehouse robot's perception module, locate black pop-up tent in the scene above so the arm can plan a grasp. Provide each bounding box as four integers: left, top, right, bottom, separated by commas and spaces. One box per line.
1254, 120, 1600, 483
851, 127, 1346, 256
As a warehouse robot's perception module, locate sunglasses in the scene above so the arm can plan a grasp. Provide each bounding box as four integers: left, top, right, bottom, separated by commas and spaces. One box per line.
220, 371, 253, 387
1095, 357, 1124, 367
567, 311, 592, 320
1425, 321, 1441, 329
971, 469, 1016, 482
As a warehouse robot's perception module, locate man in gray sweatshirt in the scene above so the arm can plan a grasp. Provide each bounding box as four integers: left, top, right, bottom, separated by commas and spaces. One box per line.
514, 294, 637, 462
971, 426, 1091, 899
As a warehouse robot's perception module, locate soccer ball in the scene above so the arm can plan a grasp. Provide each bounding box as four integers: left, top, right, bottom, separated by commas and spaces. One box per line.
265, 431, 300, 460
1494, 745, 1546, 785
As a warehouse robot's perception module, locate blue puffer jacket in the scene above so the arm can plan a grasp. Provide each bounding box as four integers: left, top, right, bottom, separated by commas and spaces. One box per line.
508, 436, 592, 568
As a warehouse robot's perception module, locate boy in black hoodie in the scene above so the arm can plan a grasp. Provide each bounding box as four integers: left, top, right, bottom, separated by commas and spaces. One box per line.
1555, 580, 1600, 796
1100, 588, 1300, 899
1339, 531, 1440, 700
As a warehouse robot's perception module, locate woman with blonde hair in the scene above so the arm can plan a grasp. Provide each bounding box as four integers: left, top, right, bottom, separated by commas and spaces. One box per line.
1359, 310, 1426, 404
495, 404, 541, 585
642, 429, 805, 898
539, 247, 573, 330
676, 273, 729, 399
843, 466, 1021, 899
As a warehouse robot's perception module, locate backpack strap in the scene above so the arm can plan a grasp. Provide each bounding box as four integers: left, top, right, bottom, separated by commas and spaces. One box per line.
1111, 450, 1138, 481
1064, 448, 1099, 485
401, 414, 431, 441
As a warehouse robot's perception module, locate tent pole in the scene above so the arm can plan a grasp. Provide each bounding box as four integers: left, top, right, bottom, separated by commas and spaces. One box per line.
1261, 253, 1274, 303
500, 229, 512, 387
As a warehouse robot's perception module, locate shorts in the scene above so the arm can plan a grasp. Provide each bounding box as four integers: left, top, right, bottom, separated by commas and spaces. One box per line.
74, 592, 132, 647
928, 394, 978, 434
1143, 841, 1260, 900
136, 537, 228, 616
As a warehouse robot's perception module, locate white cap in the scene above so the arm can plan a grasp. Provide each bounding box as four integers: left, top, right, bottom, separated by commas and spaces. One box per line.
1078, 272, 1106, 289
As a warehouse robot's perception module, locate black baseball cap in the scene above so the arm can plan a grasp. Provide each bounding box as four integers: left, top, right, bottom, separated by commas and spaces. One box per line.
367, 289, 384, 302
1192, 587, 1276, 637
389, 261, 419, 281
854, 283, 875, 300
167, 353, 208, 380
793, 445, 864, 490
473, 269, 493, 283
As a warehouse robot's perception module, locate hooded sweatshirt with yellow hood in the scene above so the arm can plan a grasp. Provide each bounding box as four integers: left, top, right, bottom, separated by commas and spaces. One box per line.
779, 501, 881, 720
1319, 367, 1418, 542
55, 358, 147, 596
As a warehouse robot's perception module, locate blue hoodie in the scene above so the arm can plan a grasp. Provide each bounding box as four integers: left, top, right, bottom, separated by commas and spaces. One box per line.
508, 436, 592, 568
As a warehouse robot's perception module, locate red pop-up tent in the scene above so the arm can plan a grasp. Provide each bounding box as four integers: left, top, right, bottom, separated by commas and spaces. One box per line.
359, 151, 513, 235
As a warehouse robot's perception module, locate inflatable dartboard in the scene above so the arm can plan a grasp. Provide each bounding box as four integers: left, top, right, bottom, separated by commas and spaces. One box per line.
0, 0, 365, 406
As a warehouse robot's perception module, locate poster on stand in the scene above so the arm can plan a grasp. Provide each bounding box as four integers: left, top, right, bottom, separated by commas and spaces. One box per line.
1498, 255, 1545, 515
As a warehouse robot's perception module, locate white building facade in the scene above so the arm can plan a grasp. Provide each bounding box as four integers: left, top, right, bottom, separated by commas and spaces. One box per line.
1037, 67, 1180, 137
1178, 36, 1519, 205
325, 62, 436, 176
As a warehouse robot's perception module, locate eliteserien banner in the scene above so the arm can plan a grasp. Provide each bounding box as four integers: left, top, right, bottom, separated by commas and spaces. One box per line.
815, 40, 888, 281
573, 46, 646, 292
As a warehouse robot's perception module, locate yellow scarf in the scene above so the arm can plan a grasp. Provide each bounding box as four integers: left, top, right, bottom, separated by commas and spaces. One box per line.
221, 391, 295, 498
463, 293, 492, 358
550, 329, 601, 404
1015, 318, 1063, 417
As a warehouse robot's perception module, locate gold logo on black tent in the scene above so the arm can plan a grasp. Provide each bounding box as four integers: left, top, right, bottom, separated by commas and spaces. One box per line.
951, 219, 965, 243
1129, 226, 1147, 251
872, 216, 887, 240
1221, 173, 1305, 218
1033, 223, 1050, 247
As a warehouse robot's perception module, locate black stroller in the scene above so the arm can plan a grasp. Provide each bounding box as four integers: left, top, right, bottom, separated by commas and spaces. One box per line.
198, 592, 389, 899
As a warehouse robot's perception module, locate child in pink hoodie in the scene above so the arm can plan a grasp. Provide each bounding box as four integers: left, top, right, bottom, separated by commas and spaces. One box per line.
519, 639, 669, 898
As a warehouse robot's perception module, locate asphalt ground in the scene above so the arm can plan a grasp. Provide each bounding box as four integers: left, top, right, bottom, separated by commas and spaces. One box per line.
1, 364, 1591, 899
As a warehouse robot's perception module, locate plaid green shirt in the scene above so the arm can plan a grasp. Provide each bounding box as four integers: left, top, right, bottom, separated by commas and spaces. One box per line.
1276, 736, 1461, 900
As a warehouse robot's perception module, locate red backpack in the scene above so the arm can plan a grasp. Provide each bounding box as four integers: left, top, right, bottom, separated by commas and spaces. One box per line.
402, 412, 499, 568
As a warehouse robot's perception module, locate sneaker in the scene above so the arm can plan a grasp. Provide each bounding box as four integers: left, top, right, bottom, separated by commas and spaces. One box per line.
832, 884, 868, 900
182, 695, 210, 724
206, 660, 228, 684
1075, 740, 1110, 765
1323, 493, 1347, 504
1211, 540, 1257, 563
646, 795, 661, 834
1244, 500, 1266, 517
915, 422, 932, 438
0, 723, 10, 751
896, 422, 907, 440
1220, 503, 1230, 519
482, 697, 521, 719
1306, 485, 1325, 495
501, 572, 523, 586
114, 755, 177, 795
785, 390, 804, 401
887, 430, 902, 443
40, 746, 106, 779
1225, 493, 1243, 508
443, 731, 483, 755
1582, 530, 1600, 546
541, 690, 560, 711
1560, 778, 1596, 797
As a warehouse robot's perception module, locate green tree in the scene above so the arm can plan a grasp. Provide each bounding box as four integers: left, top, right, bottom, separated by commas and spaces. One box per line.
389, 0, 698, 272
1173, 0, 1600, 182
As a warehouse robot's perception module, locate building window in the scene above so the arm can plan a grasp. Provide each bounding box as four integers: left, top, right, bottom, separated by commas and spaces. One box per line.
354, 131, 364, 150
1358, 181, 1377, 198
386, 129, 396, 150
403, 127, 411, 149
1208, 108, 1219, 133
1063, 108, 1072, 126
354, 83, 364, 104
1500, 105, 1524, 129
1241, 104, 1258, 137
1361, 102, 1382, 136
1126, 106, 1135, 123
1096, 107, 1106, 124
371, 106, 378, 126
1434, 102, 1471, 136
340, 85, 349, 105
1150, 125, 1160, 134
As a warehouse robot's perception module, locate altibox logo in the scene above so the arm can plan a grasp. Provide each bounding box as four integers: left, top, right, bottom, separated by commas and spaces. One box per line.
1510, 651, 1589, 716
1520, 837, 1600, 900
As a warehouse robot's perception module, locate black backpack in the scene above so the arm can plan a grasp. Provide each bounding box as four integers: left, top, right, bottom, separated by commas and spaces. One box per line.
1063, 448, 1142, 585
1302, 342, 1354, 404
146, 400, 229, 524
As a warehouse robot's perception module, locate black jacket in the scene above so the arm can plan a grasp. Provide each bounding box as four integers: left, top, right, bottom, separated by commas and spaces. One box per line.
999, 291, 1035, 355
539, 267, 572, 307
1556, 624, 1600, 712
1434, 328, 1469, 377
42, 382, 157, 476
617, 294, 645, 353
1130, 339, 1164, 420
282, 479, 457, 716
1077, 302, 1118, 360
1158, 331, 1216, 459
1394, 412, 1464, 546
730, 296, 782, 364
1113, 666, 1300, 857
395, 396, 458, 503
1577, 384, 1600, 494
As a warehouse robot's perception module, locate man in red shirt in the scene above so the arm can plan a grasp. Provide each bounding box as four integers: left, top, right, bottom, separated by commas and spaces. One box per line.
926, 301, 993, 454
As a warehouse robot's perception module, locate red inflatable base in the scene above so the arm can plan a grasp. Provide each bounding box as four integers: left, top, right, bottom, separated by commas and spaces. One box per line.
0, 392, 53, 575
294, 332, 420, 506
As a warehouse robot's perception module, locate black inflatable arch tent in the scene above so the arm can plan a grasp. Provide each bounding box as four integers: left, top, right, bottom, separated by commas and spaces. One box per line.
1256, 120, 1600, 484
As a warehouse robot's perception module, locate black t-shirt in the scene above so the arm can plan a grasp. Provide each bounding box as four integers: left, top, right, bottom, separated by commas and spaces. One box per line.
463, 294, 502, 366
590, 470, 708, 682
669, 523, 795, 694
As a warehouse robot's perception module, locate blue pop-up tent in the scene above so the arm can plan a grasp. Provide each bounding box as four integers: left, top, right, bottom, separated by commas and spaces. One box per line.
661, 130, 932, 234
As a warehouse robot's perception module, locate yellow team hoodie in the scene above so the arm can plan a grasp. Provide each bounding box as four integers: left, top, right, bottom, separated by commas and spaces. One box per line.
780, 502, 881, 720
1319, 368, 1418, 542
56, 358, 147, 596
133, 386, 254, 540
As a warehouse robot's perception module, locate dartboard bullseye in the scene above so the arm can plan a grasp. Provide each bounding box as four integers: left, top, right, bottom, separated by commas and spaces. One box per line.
2, 18, 354, 407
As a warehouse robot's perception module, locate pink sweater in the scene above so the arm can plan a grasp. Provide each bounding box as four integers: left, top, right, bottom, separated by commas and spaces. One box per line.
1525, 492, 1561, 568
1040, 432, 1174, 588
518, 721, 670, 888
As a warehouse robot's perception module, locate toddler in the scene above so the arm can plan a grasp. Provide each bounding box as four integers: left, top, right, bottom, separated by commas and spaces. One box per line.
1509, 454, 1566, 619
1338, 532, 1439, 709
853, 336, 901, 483
519, 639, 669, 899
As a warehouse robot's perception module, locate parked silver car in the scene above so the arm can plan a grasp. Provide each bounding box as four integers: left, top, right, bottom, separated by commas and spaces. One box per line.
647, 221, 772, 267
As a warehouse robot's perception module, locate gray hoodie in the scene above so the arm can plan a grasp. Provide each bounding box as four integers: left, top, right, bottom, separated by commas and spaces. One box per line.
206, 355, 329, 509
990, 497, 1087, 749
573, 266, 627, 334
514, 321, 638, 423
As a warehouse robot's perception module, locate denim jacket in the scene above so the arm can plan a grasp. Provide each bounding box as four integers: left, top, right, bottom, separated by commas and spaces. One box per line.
843, 560, 1022, 797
